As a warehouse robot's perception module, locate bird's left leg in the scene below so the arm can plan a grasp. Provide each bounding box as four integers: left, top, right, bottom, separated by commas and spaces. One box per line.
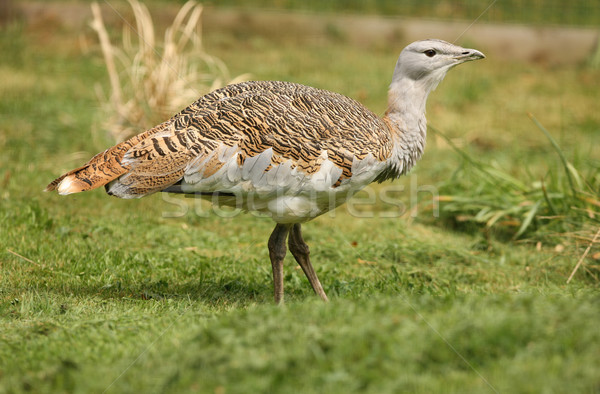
288, 223, 329, 302
268, 224, 290, 304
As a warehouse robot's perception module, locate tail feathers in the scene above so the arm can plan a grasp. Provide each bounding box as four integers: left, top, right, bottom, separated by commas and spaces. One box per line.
45, 120, 174, 196
45, 148, 130, 195
105, 168, 186, 198
45, 167, 83, 194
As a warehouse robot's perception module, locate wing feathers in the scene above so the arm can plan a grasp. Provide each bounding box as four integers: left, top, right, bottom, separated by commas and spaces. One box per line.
47, 81, 393, 199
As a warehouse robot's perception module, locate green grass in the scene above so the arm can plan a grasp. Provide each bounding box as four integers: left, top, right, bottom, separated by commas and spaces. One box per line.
429, 118, 600, 242
1, 5, 600, 393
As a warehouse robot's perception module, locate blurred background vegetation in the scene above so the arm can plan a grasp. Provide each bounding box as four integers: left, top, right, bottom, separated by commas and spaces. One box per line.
208, 0, 600, 26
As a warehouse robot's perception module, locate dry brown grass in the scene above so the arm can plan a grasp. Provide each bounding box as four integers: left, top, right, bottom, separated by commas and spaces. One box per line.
90, 0, 249, 142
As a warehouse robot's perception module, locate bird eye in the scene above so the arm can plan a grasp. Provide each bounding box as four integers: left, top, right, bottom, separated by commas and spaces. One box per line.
424, 49, 436, 57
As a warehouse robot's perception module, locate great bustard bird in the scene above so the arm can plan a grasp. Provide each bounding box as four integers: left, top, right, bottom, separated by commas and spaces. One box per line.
46, 39, 484, 303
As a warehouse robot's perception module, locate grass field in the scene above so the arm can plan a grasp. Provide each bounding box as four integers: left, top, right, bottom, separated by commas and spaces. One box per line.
1, 3, 600, 393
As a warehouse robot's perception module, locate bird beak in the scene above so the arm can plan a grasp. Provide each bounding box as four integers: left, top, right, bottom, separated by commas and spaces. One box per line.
454, 49, 485, 62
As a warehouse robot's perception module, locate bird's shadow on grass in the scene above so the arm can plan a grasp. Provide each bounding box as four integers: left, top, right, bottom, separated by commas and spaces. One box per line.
66, 275, 314, 306
94, 278, 268, 305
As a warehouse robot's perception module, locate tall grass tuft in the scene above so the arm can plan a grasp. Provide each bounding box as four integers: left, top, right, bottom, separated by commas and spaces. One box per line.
90, 0, 249, 142
429, 116, 599, 278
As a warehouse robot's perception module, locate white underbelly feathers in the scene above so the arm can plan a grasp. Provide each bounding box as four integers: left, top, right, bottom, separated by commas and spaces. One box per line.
178, 146, 385, 223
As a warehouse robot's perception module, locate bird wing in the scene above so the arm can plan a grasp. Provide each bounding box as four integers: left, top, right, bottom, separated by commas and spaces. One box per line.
47, 81, 392, 198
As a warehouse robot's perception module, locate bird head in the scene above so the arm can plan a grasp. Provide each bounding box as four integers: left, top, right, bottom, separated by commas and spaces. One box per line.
392, 39, 485, 92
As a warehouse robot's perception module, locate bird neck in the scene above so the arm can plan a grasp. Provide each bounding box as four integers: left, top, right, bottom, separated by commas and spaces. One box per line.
382, 75, 433, 176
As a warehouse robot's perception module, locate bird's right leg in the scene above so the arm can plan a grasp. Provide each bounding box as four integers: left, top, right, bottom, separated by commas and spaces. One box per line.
268, 224, 290, 304
288, 223, 329, 302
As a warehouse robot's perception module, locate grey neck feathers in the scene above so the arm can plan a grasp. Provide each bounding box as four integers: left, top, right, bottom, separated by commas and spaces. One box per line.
378, 72, 443, 181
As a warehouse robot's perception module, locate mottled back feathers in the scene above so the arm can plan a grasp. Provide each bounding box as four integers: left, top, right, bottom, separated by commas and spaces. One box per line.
47, 81, 395, 199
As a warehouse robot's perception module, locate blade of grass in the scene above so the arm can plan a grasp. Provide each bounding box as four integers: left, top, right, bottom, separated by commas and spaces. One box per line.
528, 113, 577, 198
540, 178, 558, 215
429, 124, 481, 168
514, 200, 541, 239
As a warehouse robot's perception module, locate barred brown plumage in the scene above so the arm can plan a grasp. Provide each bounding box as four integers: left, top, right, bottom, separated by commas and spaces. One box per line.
46, 39, 484, 303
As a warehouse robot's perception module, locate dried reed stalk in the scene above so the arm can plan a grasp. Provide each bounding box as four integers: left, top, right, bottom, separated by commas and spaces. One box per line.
567, 227, 600, 283
90, 0, 249, 142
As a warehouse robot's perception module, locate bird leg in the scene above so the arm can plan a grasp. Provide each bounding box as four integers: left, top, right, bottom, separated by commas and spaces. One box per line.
288, 223, 329, 302
268, 224, 290, 304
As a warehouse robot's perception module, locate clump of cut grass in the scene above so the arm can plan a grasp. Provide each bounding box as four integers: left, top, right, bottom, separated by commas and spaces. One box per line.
428, 115, 599, 278
90, 0, 249, 142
